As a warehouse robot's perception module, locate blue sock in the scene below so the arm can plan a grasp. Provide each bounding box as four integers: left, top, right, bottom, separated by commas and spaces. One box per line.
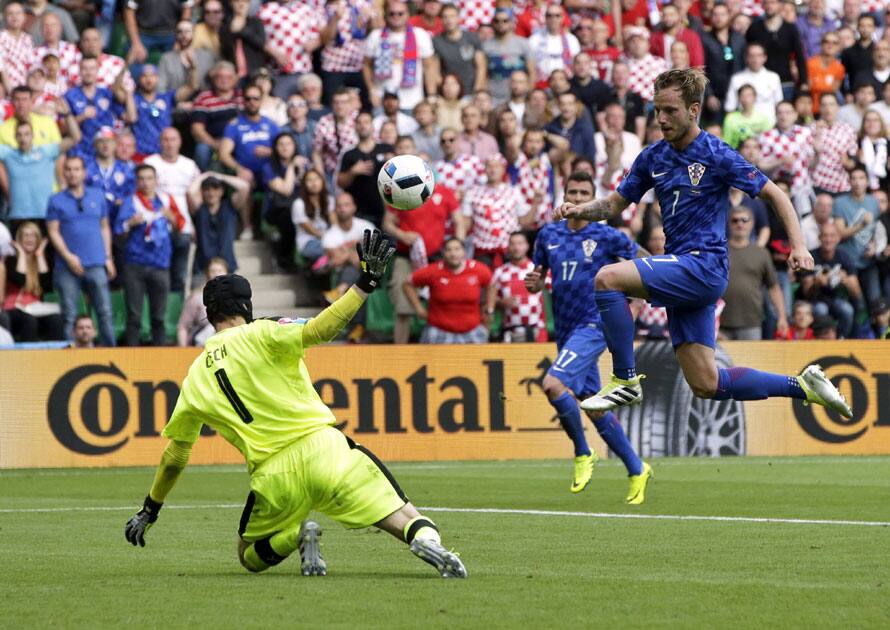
594, 290, 636, 380
714, 367, 806, 401
551, 392, 590, 457
593, 413, 642, 476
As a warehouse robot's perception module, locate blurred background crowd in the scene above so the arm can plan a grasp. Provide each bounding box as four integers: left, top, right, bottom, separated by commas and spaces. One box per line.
0, 0, 888, 348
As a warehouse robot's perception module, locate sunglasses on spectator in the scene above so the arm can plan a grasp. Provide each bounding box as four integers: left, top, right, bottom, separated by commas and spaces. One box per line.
287, 101, 306, 109
388, 11, 406, 16
244, 96, 261, 101
730, 216, 750, 224
441, 137, 457, 143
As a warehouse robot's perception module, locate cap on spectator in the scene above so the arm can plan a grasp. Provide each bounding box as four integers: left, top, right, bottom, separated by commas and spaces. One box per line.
870, 298, 890, 317
383, 90, 400, 100
93, 126, 116, 143
137, 64, 157, 78
624, 26, 650, 41
812, 314, 838, 334
201, 175, 225, 189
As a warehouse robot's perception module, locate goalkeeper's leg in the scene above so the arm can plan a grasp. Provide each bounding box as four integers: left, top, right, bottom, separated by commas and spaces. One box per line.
238, 520, 326, 575
376, 504, 467, 579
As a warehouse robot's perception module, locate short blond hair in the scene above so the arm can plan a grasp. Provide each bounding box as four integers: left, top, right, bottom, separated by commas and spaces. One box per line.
654, 68, 709, 108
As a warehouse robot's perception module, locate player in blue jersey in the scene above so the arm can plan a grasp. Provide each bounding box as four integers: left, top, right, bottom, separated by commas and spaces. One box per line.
555, 68, 851, 418
525, 171, 652, 503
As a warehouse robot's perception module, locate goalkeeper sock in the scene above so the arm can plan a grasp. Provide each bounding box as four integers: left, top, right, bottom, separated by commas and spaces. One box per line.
403, 516, 440, 544
592, 412, 642, 476
241, 531, 297, 572
551, 392, 591, 457
714, 367, 806, 401
594, 290, 637, 380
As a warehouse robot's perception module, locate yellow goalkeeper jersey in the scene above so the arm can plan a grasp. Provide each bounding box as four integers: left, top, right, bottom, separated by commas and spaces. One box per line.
163, 317, 337, 473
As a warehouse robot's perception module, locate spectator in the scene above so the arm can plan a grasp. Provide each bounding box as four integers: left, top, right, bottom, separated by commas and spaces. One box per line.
434, 127, 485, 201
811, 313, 839, 339
462, 154, 532, 269
23, 0, 78, 46
411, 100, 442, 161
29, 13, 78, 85
187, 172, 248, 282
2, 221, 63, 341
251, 68, 287, 127
594, 103, 642, 200
36, 53, 67, 100
262, 132, 304, 271
579, 18, 620, 84
45, 155, 115, 347
65, 56, 135, 159
70, 314, 98, 348
312, 86, 358, 177
483, 6, 536, 106
775, 300, 816, 340
291, 168, 332, 266
487, 231, 546, 342
70, 28, 134, 91
496, 70, 531, 132
758, 100, 815, 216
796, 0, 838, 59
124, 0, 190, 67
801, 193, 837, 250
373, 91, 419, 136
729, 141, 771, 248
318, 0, 374, 108
722, 84, 773, 149
192, 0, 223, 57
800, 221, 863, 338
0, 83, 61, 149
608, 61, 646, 142
363, 0, 435, 112
721, 206, 786, 340
853, 39, 890, 97
298, 73, 330, 123
280, 94, 316, 164
144, 127, 200, 293
603, 0, 655, 39
516, 127, 559, 229
871, 297, 890, 339
403, 237, 491, 344
669, 40, 691, 70
495, 108, 520, 157
114, 164, 186, 346
337, 110, 394, 227
0, 2, 34, 93
433, 3, 485, 96
744, 0, 808, 100
454, 103, 498, 160
0, 117, 79, 232
434, 73, 467, 132
219, 0, 266, 85
473, 89, 495, 131
523, 87, 553, 130
26, 66, 60, 117
190, 60, 242, 172
131, 64, 180, 159
858, 109, 888, 191
807, 33, 845, 117
651, 3, 704, 69
176, 256, 229, 347
259, 0, 324, 99
838, 81, 877, 130
86, 128, 135, 235
527, 5, 580, 90
701, 3, 746, 124
621, 27, 669, 104
725, 42, 783, 124
545, 91, 596, 162
115, 129, 137, 164
158, 20, 213, 103
834, 165, 882, 305
811, 93, 858, 194
409, 0, 442, 35
570, 52, 611, 128
840, 13, 876, 94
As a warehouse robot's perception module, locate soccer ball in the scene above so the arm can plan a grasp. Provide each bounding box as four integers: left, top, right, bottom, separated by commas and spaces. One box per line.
377, 154, 434, 211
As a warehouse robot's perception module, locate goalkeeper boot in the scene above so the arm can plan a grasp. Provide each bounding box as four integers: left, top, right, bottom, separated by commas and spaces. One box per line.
798, 365, 853, 419
410, 538, 467, 578
298, 521, 327, 576
580, 374, 645, 413
571, 452, 599, 494
625, 462, 653, 505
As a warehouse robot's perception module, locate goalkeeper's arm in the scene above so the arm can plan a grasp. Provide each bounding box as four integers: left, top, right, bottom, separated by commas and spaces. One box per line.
125, 440, 192, 547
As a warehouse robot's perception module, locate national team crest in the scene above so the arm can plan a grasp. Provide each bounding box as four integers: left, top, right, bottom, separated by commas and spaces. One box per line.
688, 162, 705, 186
582, 239, 597, 258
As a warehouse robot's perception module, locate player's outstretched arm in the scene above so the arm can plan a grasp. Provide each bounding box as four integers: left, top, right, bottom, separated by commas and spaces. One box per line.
553, 191, 630, 222
124, 439, 193, 547
302, 230, 396, 348
759, 180, 814, 272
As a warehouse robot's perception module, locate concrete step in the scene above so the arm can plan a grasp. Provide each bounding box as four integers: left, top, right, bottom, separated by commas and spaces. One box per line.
252, 289, 300, 310
234, 240, 272, 257
237, 256, 270, 275
247, 273, 301, 291
255, 306, 324, 320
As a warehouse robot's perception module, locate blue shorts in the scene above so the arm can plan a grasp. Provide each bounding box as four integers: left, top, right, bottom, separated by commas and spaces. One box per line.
633, 252, 728, 349
547, 325, 607, 399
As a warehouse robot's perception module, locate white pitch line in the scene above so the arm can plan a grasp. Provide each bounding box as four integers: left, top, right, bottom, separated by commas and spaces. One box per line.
1, 503, 889, 528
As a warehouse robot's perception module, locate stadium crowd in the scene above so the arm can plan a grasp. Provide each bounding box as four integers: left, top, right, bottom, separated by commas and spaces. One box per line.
0, 0, 889, 348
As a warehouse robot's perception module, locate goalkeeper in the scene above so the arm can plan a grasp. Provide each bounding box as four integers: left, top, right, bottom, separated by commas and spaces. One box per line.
124, 230, 467, 579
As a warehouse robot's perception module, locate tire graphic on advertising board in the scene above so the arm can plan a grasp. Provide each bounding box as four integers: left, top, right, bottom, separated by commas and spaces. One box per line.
615, 341, 746, 457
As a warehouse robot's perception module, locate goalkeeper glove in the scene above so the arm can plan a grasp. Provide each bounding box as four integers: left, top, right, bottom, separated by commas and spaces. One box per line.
355, 229, 396, 293
124, 495, 162, 547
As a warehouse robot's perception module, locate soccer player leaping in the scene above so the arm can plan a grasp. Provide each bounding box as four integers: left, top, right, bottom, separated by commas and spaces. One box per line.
554, 68, 852, 419
124, 230, 467, 579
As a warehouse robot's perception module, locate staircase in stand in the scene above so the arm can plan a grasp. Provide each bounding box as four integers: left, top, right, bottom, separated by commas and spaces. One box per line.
234, 240, 322, 321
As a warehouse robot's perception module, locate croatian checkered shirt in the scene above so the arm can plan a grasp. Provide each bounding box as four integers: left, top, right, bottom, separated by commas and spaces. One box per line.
0, 30, 33, 89
68, 53, 134, 91
623, 52, 668, 102
462, 182, 528, 252
809, 120, 857, 194
258, 2, 325, 74
741, 0, 763, 17
435, 154, 485, 199
321, 0, 373, 73
313, 111, 358, 174
515, 152, 555, 228
30, 41, 79, 83
458, 0, 496, 32
758, 125, 814, 203
492, 259, 546, 330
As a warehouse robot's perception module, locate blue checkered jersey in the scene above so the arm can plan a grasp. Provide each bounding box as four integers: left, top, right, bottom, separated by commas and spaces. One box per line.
533, 220, 638, 346
617, 131, 768, 257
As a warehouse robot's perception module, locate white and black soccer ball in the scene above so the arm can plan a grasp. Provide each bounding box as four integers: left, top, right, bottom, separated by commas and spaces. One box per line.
377, 154, 434, 211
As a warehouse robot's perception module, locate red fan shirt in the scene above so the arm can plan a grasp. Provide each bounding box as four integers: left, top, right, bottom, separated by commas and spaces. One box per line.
411, 259, 492, 333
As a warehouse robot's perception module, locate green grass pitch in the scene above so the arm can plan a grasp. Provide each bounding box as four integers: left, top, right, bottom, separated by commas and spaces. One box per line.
3, 456, 890, 628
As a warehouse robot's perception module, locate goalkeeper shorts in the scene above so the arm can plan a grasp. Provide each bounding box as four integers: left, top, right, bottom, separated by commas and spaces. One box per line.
238, 426, 408, 542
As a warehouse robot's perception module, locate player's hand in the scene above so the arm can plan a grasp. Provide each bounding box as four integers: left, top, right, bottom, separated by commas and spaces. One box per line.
355, 229, 395, 293
124, 495, 162, 547
524, 265, 545, 293
787, 244, 814, 272
553, 202, 579, 221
